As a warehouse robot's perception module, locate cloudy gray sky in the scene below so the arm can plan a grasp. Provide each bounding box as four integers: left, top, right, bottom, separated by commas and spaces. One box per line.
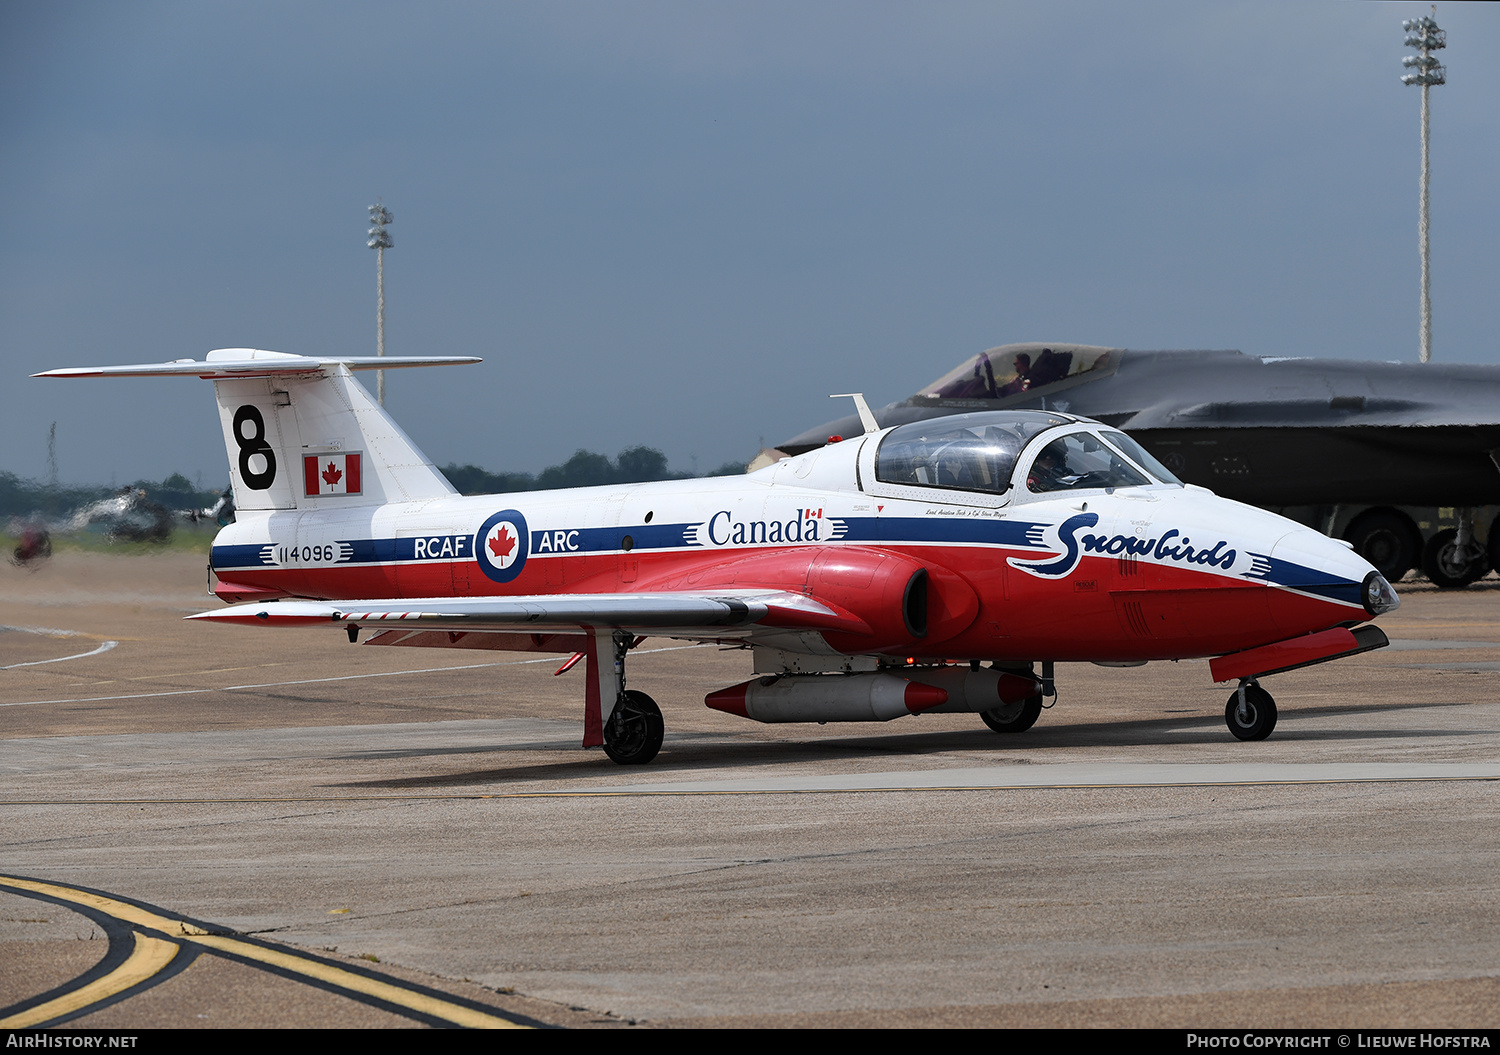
3, 1, 1497, 487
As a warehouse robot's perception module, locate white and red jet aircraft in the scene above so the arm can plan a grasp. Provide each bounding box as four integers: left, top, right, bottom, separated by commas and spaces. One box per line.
39, 350, 1401, 764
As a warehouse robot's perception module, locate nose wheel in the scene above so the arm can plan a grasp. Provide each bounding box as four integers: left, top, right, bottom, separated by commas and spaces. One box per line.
1225, 680, 1277, 741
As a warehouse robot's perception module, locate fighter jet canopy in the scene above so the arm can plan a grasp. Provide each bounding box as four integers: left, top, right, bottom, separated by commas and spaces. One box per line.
914, 344, 1118, 405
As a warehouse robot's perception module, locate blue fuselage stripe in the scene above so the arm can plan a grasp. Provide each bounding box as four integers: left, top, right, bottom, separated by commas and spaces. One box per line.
1243, 553, 1364, 605
211, 516, 1052, 569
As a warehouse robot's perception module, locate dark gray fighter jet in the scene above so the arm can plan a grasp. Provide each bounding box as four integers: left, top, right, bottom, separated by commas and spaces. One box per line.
778, 342, 1500, 586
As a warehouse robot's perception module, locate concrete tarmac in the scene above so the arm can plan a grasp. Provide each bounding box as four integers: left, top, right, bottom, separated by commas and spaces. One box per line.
2, 549, 1499, 1028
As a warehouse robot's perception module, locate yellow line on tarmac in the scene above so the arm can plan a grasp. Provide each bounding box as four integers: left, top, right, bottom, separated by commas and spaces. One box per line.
0, 875, 529, 1029
183, 932, 527, 1028
0, 929, 177, 1028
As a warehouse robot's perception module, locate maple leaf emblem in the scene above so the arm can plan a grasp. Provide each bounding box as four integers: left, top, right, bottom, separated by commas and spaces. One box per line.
488, 524, 517, 560
322, 461, 343, 487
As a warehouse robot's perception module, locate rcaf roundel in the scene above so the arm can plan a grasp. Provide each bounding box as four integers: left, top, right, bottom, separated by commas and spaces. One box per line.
475, 509, 529, 583
304, 453, 362, 497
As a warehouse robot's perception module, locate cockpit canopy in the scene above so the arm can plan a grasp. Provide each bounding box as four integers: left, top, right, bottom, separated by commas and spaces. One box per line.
915, 343, 1117, 405
873, 411, 1181, 498
876, 413, 1069, 492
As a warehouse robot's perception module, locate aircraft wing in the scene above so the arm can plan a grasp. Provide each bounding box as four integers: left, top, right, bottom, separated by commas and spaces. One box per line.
187, 589, 868, 637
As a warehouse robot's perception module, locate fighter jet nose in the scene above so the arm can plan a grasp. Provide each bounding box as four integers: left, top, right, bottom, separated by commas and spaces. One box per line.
1362, 571, 1401, 617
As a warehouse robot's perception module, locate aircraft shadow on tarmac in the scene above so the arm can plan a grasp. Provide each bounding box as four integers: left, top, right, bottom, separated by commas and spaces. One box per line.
327, 698, 1474, 790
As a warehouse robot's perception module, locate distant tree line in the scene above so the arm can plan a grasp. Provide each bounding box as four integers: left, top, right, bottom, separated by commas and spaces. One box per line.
441, 446, 743, 495
0, 471, 221, 520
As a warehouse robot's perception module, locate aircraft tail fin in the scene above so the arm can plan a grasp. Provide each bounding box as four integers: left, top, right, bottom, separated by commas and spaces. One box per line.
36, 349, 481, 512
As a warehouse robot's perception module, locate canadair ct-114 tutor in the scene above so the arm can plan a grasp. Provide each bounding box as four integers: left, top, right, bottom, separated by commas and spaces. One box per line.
38, 350, 1402, 764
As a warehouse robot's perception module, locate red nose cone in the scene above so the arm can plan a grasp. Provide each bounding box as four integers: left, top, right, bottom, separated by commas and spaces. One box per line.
902, 681, 950, 713
704, 683, 750, 717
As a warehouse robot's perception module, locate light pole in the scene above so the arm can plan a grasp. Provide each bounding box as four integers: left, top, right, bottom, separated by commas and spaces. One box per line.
367, 203, 394, 404
1401, 10, 1445, 364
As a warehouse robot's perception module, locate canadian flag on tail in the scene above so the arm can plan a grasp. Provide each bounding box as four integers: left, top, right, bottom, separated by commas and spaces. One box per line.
303, 453, 362, 496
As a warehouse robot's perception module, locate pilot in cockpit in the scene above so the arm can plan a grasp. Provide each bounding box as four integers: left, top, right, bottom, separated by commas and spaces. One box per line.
998, 353, 1032, 397
1027, 441, 1076, 492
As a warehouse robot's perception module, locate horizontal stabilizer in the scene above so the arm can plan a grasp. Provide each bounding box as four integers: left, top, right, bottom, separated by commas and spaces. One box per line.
36, 348, 475, 510
35, 348, 481, 380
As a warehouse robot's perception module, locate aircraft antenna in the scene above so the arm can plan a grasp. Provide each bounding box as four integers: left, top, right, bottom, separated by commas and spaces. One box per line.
367, 202, 395, 403
46, 422, 57, 486
1401, 8, 1445, 363
831, 393, 880, 434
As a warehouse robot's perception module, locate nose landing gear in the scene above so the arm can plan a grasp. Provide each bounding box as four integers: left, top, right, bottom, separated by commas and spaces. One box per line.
1225, 679, 1277, 741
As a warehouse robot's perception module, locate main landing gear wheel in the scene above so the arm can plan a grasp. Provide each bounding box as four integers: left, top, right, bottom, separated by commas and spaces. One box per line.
980, 694, 1044, 734
1345, 510, 1419, 583
603, 689, 664, 765
1225, 682, 1277, 741
1422, 528, 1489, 589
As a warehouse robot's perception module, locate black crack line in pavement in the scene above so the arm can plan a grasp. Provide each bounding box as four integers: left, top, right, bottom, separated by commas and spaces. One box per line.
0, 874, 546, 1029
4, 769, 1499, 810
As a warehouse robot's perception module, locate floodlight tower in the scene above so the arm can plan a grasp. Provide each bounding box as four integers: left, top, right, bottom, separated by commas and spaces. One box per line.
367, 202, 394, 404
1401, 9, 1446, 364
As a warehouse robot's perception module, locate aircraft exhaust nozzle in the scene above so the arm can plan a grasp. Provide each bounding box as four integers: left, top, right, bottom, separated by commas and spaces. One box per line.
705, 673, 949, 724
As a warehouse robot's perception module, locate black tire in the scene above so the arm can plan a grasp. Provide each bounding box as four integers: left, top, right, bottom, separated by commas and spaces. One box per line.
1225, 684, 1277, 741
1344, 510, 1419, 582
980, 694, 1044, 734
603, 689, 664, 765
1421, 528, 1489, 589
